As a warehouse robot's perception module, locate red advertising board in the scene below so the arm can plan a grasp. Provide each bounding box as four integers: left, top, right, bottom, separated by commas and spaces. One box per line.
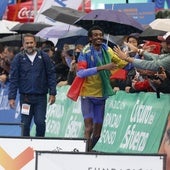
7, 0, 43, 22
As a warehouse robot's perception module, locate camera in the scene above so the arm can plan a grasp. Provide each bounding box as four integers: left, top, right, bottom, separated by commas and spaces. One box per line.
148, 75, 159, 80
74, 52, 80, 63
148, 67, 163, 80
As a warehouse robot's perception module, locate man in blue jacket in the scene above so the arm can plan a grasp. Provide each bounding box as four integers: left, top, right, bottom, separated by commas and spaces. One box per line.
8, 33, 57, 137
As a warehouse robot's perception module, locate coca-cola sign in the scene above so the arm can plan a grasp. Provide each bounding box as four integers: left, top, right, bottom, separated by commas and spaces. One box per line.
7, 0, 43, 22
18, 7, 34, 19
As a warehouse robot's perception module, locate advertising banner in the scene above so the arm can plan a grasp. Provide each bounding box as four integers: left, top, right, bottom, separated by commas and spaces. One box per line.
0, 1, 8, 19
35, 151, 165, 170
31, 85, 84, 138
1, 84, 170, 155
0, 137, 86, 170
8, 0, 16, 5
94, 91, 170, 153
0, 83, 21, 136
7, 0, 43, 22
105, 3, 155, 27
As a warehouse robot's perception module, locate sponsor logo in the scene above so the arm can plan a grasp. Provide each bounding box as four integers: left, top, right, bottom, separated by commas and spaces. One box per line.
18, 7, 34, 19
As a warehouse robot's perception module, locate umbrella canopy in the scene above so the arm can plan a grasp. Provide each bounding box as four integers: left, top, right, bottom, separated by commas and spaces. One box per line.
42, 5, 85, 25
56, 28, 117, 50
74, 9, 144, 35
0, 34, 46, 46
1, 20, 20, 30
10, 22, 52, 34
139, 26, 166, 42
36, 24, 81, 39
0, 21, 17, 37
149, 19, 170, 32
56, 28, 88, 49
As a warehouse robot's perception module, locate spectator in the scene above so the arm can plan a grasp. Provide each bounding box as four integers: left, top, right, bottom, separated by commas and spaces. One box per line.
67, 44, 84, 85
150, 66, 170, 94
113, 33, 141, 92
8, 33, 57, 137
113, 32, 170, 73
125, 68, 156, 93
61, 44, 75, 68
54, 49, 69, 84
0, 45, 9, 86
57, 44, 84, 86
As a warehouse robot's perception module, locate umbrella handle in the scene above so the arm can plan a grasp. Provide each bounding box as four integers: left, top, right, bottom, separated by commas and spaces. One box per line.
106, 34, 110, 45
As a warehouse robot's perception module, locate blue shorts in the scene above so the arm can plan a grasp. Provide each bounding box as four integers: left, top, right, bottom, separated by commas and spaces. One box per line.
81, 97, 106, 123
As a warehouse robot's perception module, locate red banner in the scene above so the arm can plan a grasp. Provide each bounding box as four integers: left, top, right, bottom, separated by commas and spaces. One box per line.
7, 0, 43, 22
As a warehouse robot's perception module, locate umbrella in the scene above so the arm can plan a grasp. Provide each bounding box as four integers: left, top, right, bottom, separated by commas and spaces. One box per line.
36, 24, 81, 39
149, 19, 170, 32
42, 5, 85, 25
74, 9, 144, 35
1, 20, 20, 30
56, 28, 117, 50
56, 28, 88, 49
10, 22, 52, 34
0, 21, 17, 37
139, 26, 166, 42
0, 34, 46, 46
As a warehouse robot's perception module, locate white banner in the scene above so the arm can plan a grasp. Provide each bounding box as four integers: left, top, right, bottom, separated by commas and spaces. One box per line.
0, 137, 86, 170
35, 151, 165, 170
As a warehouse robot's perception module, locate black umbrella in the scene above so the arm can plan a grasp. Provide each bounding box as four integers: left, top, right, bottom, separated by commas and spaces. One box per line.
10, 22, 52, 34
0, 34, 46, 46
139, 26, 166, 42
56, 28, 117, 50
74, 9, 144, 35
42, 6, 85, 25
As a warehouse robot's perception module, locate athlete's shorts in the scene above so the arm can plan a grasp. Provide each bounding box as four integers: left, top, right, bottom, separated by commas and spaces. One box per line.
81, 97, 106, 123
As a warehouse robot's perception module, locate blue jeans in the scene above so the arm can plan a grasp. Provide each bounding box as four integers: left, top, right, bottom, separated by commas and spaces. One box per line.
20, 94, 47, 137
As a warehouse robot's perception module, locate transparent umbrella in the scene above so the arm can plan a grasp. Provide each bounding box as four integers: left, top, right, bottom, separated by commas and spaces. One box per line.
149, 18, 170, 32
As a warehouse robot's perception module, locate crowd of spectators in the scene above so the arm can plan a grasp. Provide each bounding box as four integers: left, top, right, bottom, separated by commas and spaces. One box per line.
112, 32, 170, 96
0, 32, 170, 97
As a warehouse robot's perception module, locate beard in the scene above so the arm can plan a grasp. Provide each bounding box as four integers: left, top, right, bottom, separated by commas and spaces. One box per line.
25, 47, 37, 55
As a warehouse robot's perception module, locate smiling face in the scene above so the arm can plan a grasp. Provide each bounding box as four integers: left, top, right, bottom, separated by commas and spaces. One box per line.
23, 34, 37, 55
88, 26, 104, 49
90, 29, 104, 47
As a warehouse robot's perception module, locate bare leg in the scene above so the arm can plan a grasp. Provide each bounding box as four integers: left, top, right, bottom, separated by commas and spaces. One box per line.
84, 118, 93, 151
91, 123, 103, 150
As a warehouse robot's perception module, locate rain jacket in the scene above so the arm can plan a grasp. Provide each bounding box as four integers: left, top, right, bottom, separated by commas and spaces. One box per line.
8, 50, 57, 100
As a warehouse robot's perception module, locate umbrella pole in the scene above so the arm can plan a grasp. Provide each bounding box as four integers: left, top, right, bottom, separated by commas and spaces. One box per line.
106, 34, 110, 45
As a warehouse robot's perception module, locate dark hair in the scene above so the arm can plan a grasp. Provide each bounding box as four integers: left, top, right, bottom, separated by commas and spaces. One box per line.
42, 40, 54, 47
42, 45, 54, 52
22, 33, 36, 43
87, 26, 104, 37
126, 33, 143, 45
